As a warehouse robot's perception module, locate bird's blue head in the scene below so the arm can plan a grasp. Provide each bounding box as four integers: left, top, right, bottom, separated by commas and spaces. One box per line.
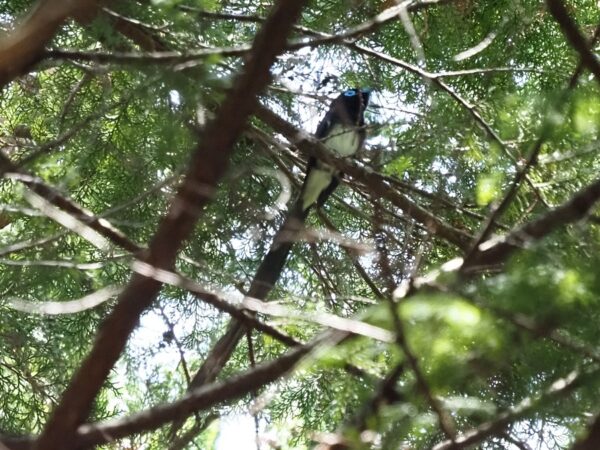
337, 88, 371, 124
342, 87, 372, 102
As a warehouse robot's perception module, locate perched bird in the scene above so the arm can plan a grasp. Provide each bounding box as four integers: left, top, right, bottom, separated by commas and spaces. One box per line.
248, 87, 371, 297
298, 87, 371, 215
183, 89, 372, 399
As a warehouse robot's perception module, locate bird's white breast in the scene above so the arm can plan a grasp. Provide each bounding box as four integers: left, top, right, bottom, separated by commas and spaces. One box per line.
300, 124, 361, 210
323, 124, 360, 156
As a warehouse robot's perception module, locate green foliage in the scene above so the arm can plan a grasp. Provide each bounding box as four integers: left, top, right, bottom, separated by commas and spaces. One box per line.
0, 0, 599, 449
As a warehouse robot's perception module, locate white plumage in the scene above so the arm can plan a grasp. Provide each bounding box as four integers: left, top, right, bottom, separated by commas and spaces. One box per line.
301, 124, 360, 210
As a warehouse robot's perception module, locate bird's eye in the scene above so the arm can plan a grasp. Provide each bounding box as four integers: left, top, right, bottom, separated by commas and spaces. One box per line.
343, 90, 356, 97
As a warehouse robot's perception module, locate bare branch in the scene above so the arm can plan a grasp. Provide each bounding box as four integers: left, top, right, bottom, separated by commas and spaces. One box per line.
395, 176, 600, 299
130, 260, 300, 348
2, 344, 314, 450
100, 7, 168, 51
432, 369, 592, 450
465, 176, 600, 272
241, 297, 394, 343
46, 45, 252, 65
546, 0, 600, 83
156, 304, 193, 385
254, 104, 472, 250
462, 22, 600, 269
7, 285, 122, 315
0, 156, 141, 254
0, 231, 66, 257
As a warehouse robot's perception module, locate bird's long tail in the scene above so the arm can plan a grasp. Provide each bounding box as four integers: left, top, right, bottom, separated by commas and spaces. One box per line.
248, 199, 309, 298
170, 198, 309, 437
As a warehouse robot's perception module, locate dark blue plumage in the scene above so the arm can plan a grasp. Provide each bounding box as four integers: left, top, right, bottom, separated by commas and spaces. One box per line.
299, 88, 370, 213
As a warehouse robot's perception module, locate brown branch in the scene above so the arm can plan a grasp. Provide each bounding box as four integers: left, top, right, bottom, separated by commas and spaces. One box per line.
570, 413, 600, 450
317, 211, 386, 299
20, 98, 128, 167
0, 0, 97, 88
181, 0, 454, 34
1, 344, 313, 450
276, 16, 510, 157
184, 3, 538, 82
546, 0, 600, 83
131, 261, 300, 348
351, 363, 406, 429
461, 130, 548, 269
395, 311, 458, 440
69, 3, 168, 52
465, 176, 600, 272
0, 155, 141, 254
172, 102, 471, 432
254, 123, 485, 238
372, 198, 457, 440
432, 368, 594, 450
286, 0, 455, 50
254, 104, 472, 250
34, 0, 308, 448
73, 344, 310, 447
46, 1, 452, 68
0, 231, 66, 258
167, 413, 218, 450
46, 45, 252, 65
156, 304, 193, 385
100, 7, 168, 51
396, 176, 600, 301
462, 22, 600, 268
435, 67, 545, 77
2, 131, 323, 431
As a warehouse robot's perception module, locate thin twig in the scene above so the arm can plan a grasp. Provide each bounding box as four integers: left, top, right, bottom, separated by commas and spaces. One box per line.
432, 368, 594, 450
157, 304, 193, 385
461, 22, 600, 269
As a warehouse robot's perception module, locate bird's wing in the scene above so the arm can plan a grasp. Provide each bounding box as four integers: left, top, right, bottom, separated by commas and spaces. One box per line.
315, 110, 336, 139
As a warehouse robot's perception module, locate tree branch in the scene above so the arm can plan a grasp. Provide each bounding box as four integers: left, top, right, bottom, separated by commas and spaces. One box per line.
462, 21, 600, 268
0, 0, 98, 88
254, 104, 472, 250
0, 155, 141, 254
34, 0, 308, 448
1, 344, 313, 450
465, 176, 600, 272
546, 0, 600, 83
432, 368, 594, 450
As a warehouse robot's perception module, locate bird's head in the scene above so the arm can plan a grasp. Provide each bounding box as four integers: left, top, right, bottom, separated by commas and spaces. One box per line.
335, 88, 371, 125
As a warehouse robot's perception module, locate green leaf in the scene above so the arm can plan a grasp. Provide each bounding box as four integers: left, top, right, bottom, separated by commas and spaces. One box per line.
476, 172, 503, 206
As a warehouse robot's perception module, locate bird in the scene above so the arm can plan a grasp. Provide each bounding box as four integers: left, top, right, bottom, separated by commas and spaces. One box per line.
248, 87, 371, 297
182, 89, 372, 401
298, 87, 371, 216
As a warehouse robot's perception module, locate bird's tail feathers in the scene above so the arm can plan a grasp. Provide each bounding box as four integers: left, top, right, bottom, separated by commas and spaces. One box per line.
248, 196, 309, 298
